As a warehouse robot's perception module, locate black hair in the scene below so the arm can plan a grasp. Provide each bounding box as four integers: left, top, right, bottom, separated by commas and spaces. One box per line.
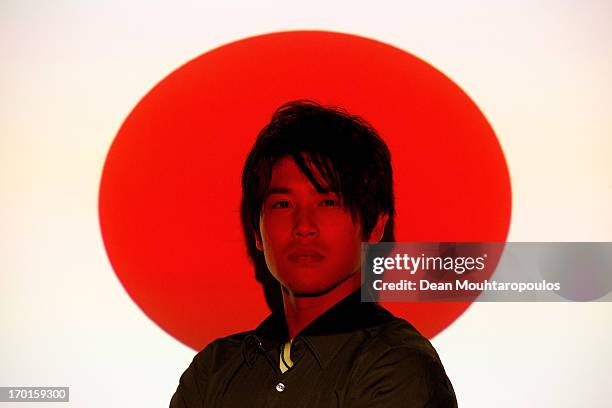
241, 100, 394, 244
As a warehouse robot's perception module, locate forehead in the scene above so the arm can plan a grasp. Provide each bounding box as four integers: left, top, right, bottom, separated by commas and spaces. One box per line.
268, 156, 329, 190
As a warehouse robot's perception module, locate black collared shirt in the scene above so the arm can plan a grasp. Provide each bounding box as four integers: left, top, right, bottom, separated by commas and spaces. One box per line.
170, 290, 457, 407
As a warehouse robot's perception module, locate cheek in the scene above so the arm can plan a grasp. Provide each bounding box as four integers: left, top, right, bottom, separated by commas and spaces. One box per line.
260, 216, 288, 257
337, 220, 364, 245
259, 217, 279, 245
260, 211, 292, 235
329, 224, 363, 265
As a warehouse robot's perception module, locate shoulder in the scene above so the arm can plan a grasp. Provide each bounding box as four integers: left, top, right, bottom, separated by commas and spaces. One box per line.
190, 330, 252, 370
170, 331, 253, 407
346, 310, 457, 406
360, 308, 442, 363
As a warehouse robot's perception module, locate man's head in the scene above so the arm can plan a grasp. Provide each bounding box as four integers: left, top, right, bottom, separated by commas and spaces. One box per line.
241, 100, 394, 295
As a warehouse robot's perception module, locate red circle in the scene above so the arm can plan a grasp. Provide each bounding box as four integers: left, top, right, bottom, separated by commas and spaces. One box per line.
99, 31, 511, 350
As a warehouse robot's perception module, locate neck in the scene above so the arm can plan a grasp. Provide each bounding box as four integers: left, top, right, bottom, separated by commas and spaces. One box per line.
282, 273, 361, 340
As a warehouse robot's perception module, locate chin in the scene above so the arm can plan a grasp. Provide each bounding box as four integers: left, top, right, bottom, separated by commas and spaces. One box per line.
279, 273, 356, 297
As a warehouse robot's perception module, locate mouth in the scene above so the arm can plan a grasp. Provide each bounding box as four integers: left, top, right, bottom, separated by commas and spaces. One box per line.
288, 250, 325, 263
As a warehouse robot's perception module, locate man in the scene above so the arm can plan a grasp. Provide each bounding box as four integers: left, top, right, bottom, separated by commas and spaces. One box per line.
170, 100, 457, 407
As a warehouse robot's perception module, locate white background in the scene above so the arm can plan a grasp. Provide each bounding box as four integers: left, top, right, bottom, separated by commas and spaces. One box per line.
2, 1, 611, 406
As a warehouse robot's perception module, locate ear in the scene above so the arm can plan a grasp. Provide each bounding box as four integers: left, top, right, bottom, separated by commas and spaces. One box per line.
366, 213, 389, 243
254, 233, 264, 251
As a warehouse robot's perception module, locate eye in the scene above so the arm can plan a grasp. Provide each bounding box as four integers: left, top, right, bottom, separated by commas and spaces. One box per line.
271, 200, 291, 209
321, 199, 339, 207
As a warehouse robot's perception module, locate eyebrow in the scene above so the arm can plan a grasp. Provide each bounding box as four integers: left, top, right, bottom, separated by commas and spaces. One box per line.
266, 186, 335, 197
267, 187, 290, 196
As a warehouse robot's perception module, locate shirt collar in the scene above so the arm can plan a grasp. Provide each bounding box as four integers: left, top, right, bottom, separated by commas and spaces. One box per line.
244, 289, 395, 369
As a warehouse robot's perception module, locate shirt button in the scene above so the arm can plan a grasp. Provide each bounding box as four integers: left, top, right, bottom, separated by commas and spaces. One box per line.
275, 382, 285, 392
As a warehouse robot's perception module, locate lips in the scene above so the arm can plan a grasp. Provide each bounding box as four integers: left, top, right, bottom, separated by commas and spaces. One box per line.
288, 249, 325, 263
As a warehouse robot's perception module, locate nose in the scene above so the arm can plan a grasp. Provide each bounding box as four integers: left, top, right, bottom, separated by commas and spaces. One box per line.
293, 207, 318, 239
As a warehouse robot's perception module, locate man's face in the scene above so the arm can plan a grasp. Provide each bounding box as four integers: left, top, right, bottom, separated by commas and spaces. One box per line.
255, 156, 364, 296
